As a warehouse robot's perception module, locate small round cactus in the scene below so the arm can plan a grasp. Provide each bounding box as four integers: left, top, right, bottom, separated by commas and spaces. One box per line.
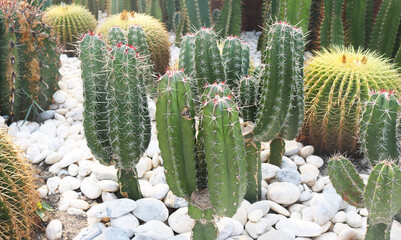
0, 130, 40, 239
301, 46, 401, 156
96, 10, 170, 74
44, 4, 97, 51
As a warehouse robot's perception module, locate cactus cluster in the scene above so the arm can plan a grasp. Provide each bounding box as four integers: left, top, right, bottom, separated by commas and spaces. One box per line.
0, 1, 60, 123
79, 31, 152, 200
156, 70, 246, 238
0, 130, 40, 240
301, 46, 401, 155
319, 0, 344, 48
328, 156, 401, 239
44, 4, 97, 51
359, 90, 401, 166
97, 11, 170, 74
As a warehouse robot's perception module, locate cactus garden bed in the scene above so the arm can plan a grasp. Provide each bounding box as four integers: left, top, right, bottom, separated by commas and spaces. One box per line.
0, 31, 399, 240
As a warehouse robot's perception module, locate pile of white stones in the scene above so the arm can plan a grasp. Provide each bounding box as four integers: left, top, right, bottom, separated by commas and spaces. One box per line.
1, 32, 401, 240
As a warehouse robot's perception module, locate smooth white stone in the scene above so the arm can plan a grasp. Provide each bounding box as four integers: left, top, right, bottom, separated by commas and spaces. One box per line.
276, 219, 322, 237
216, 217, 234, 239
260, 150, 269, 163
149, 166, 166, 185
332, 211, 347, 223
56, 124, 69, 139
110, 213, 139, 238
245, 218, 271, 239
288, 204, 306, 213
45, 152, 63, 165
268, 182, 300, 205
63, 97, 78, 109
93, 227, 130, 240
301, 207, 314, 222
168, 207, 195, 234
101, 191, 118, 202
58, 149, 84, 168
293, 156, 306, 166
314, 232, 337, 240
78, 160, 94, 177
311, 193, 339, 225
46, 219, 63, 240
333, 223, 350, 235
284, 141, 300, 156
299, 146, 314, 158
281, 156, 298, 170
248, 209, 264, 222
257, 229, 295, 240
164, 191, 188, 208
151, 153, 160, 168
67, 207, 84, 215
134, 220, 174, 240
80, 177, 102, 199
68, 199, 89, 210
320, 221, 332, 233
337, 228, 364, 240
133, 198, 169, 222
267, 200, 290, 216
247, 200, 270, 216
40, 121, 57, 138
261, 163, 280, 180
91, 163, 117, 181
68, 164, 79, 176
299, 164, 319, 175
58, 176, 81, 193
233, 207, 248, 226
143, 183, 169, 200
306, 155, 324, 168
53, 90, 68, 104
25, 145, 41, 161
87, 199, 137, 218
98, 180, 119, 192
346, 211, 362, 228
48, 163, 62, 174
37, 185, 48, 198
73, 222, 105, 240
145, 140, 160, 157
47, 176, 61, 194
33, 149, 53, 163
359, 208, 368, 217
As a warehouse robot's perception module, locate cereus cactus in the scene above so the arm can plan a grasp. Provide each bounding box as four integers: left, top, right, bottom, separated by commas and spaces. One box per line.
277, 0, 312, 33
156, 70, 246, 239
44, 4, 97, 51
0, 130, 40, 240
194, 28, 226, 88
237, 75, 260, 122
222, 37, 250, 88
0, 1, 60, 123
359, 90, 401, 167
184, 0, 211, 29
97, 11, 170, 74
214, 0, 241, 37
254, 21, 305, 142
79, 32, 112, 165
156, 71, 197, 197
319, 0, 344, 48
301, 46, 401, 156
328, 156, 401, 239
305, 0, 324, 52
107, 43, 151, 199
178, 33, 196, 78
74, 0, 111, 18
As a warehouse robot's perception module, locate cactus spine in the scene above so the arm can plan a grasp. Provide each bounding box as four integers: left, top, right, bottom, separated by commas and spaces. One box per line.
222, 37, 250, 88
237, 75, 260, 122
0, 130, 40, 240
79, 33, 112, 165
254, 21, 305, 142
329, 157, 401, 239
178, 33, 196, 78
320, 0, 344, 48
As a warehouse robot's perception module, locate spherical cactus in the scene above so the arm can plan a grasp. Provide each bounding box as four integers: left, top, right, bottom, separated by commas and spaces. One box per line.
301, 46, 401, 156
44, 4, 97, 51
96, 10, 170, 74
0, 130, 40, 239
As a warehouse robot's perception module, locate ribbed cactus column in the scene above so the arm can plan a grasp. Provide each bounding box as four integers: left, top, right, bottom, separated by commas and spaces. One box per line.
237, 75, 260, 122
178, 33, 196, 78
156, 70, 197, 197
359, 90, 401, 166
108, 27, 126, 46
222, 37, 250, 88
320, 0, 344, 48
79, 33, 113, 165
214, 0, 241, 37
185, 0, 211, 29
345, 0, 368, 49
328, 156, 401, 239
107, 43, 151, 199
201, 95, 246, 217
254, 21, 305, 142
195, 28, 225, 89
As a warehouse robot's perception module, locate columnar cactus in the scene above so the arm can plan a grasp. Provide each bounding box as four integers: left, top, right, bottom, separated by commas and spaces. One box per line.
277, 0, 312, 33
44, 4, 97, 51
328, 156, 401, 239
254, 21, 305, 142
97, 11, 170, 74
319, 0, 344, 48
0, 130, 40, 240
156, 70, 246, 238
79, 32, 112, 165
237, 75, 260, 122
344, 0, 369, 49
108, 27, 126, 46
214, 0, 241, 37
194, 28, 226, 88
107, 43, 151, 199
359, 90, 401, 166
301, 46, 401, 155
268, 135, 285, 167
305, 0, 324, 52
0, 1, 60, 123
222, 37, 250, 88
184, 0, 211, 29
178, 33, 196, 78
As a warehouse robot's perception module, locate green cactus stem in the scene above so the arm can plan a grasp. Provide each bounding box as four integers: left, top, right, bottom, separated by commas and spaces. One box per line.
178, 33, 196, 78
237, 75, 260, 122
320, 0, 344, 48
192, 221, 218, 240
195, 28, 226, 89
345, 0, 368, 49
107, 43, 151, 199
222, 36, 250, 88
254, 21, 305, 142
214, 0, 241, 38
268, 135, 285, 167
359, 90, 401, 166
108, 27, 126, 46
327, 155, 365, 207
156, 70, 197, 198
185, 0, 211, 29
305, 0, 324, 52
79, 32, 113, 165
278, 0, 312, 33
364, 161, 401, 225
369, 0, 401, 58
